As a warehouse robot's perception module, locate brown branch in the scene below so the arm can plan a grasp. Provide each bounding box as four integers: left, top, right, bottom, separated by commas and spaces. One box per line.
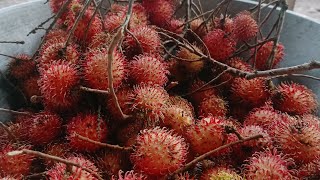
0, 41, 25, 44
74, 133, 133, 151
0, 108, 31, 116
272, 73, 320, 81
27, 15, 55, 36
79, 86, 109, 94
0, 122, 18, 142
83, 0, 103, 45
170, 134, 263, 176
107, 0, 135, 120
7, 149, 103, 180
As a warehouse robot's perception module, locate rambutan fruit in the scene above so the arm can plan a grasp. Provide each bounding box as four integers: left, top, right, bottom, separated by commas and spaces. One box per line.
112, 170, 146, 180
88, 31, 112, 50
24, 111, 62, 145
123, 26, 162, 57
130, 54, 169, 86
117, 120, 144, 147
83, 48, 127, 91
0, 143, 34, 177
250, 41, 285, 70
67, 113, 108, 152
273, 117, 320, 164
38, 61, 79, 111
190, 18, 208, 38
39, 38, 79, 67
297, 158, 320, 179
186, 116, 226, 155
169, 96, 195, 118
19, 75, 41, 101
44, 29, 67, 42
230, 77, 269, 107
142, 0, 174, 27
272, 82, 318, 115
188, 79, 219, 105
107, 87, 134, 119
203, 29, 236, 62
243, 102, 283, 130
166, 18, 184, 34
66, 3, 102, 44
130, 127, 188, 176
301, 114, 320, 129
232, 11, 258, 41
213, 15, 234, 35
175, 172, 195, 180
97, 150, 127, 178
44, 142, 70, 167
161, 105, 194, 135
243, 148, 296, 180
200, 166, 243, 180
230, 125, 273, 163
0, 176, 18, 180
197, 95, 228, 118
7, 54, 35, 80
47, 156, 100, 179
130, 84, 170, 122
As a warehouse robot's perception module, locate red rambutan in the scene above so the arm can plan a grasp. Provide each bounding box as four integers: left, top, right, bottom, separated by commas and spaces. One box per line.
0, 144, 34, 177
230, 77, 269, 107
130, 54, 169, 86
203, 29, 236, 62
197, 95, 228, 118
200, 166, 243, 180
130, 127, 188, 176
38, 61, 79, 111
272, 82, 318, 115
214, 15, 234, 35
169, 96, 195, 118
107, 87, 134, 119
83, 48, 127, 90
19, 75, 41, 101
166, 18, 184, 34
142, 0, 174, 27
297, 158, 320, 179
190, 18, 208, 38
7, 54, 35, 80
44, 142, 71, 167
116, 120, 144, 147
186, 116, 226, 155
188, 79, 219, 105
88, 32, 112, 50
44, 29, 67, 42
243, 148, 296, 180
98, 150, 127, 178
123, 25, 162, 57
232, 11, 258, 41
67, 113, 108, 152
47, 156, 100, 179
250, 41, 285, 70
112, 170, 146, 180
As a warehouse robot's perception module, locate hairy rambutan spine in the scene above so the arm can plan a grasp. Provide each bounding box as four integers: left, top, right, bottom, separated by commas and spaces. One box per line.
7, 54, 35, 80
232, 11, 258, 41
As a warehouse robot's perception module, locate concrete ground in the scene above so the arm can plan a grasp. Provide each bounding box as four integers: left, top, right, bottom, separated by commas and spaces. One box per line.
0, 0, 319, 20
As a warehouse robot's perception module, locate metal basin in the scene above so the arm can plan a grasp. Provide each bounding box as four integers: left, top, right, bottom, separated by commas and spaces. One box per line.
0, 0, 319, 120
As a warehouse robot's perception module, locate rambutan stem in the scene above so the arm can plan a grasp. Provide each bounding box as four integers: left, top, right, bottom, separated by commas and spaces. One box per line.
7, 149, 103, 180
0, 53, 26, 61
27, 15, 55, 36
0, 108, 31, 116
74, 133, 133, 151
170, 134, 263, 176
0, 122, 18, 142
0, 41, 24, 44
107, 0, 135, 120
79, 86, 109, 95
83, 0, 104, 44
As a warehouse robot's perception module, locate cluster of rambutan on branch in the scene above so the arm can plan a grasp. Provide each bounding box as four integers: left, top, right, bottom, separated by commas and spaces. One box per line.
0, 0, 320, 179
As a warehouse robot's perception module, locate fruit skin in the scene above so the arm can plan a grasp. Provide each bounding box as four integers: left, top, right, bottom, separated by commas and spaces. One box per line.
272, 82, 318, 115
142, 0, 174, 27
214, 15, 234, 35
19, 75, 41, 101
230, 77, 269, 107
25, 112, 62, 145
188, 79, 219, 105
44, 142, 70, 167
297, 158, 320, 179
203, 29, 236, 62
123, 26, 162, 57
67, 113, 108, 152
47, 156, 100, 180
166, 18, 184, 34
7, 54, 35, 80
0, 144, 34, 177
112, 170, 146, 180
250, 41, 285, 70
38, 61, 79, 111
130, 54, 169, 86
186, 116, 226, 155
130, 127, 188, 176
169, 96, 195, 118
130, 84, 170, 122
232, 11, 258, 41
88, 32, 112, 50
197, 95, 228, 118
190, 18, 208, 38
107, 87, 134, 119
83, 48, 127, 91
273, 116, 320, 164
200, 166, 243, 180
39, 38, 79, 67
97, 150, 128, 178
243, 148, 297, 180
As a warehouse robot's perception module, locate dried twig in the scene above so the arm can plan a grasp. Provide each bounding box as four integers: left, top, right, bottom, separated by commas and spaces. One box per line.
272, 73, 320, 81
170, 134, 263, 176
0, 122, 18, 142
0, 41, 25, 44
74, 133, 133, 151
0, 108, 31, 116
27, 15, 55, 36
7, 149, 103, 180
79, 86, 109, 94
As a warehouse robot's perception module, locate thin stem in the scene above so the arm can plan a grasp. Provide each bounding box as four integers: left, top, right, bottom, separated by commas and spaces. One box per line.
27, 15, 55, 36
0, 108, 31, 116
271, 73, 320, 81
79, 86, 109, 94
8, 149, 103, 180
74, 133, 133, 151
0, 41, 24, 44
170, 134, 263, 176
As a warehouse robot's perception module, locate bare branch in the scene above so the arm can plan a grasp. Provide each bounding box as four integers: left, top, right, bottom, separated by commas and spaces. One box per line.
0, 41, 25, 44
79, 86, 109, 94
27, 15, 55, 36
0, 108, 31, 116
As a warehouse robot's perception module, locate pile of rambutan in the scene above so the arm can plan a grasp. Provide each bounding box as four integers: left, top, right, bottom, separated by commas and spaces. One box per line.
0, 0, 319, 179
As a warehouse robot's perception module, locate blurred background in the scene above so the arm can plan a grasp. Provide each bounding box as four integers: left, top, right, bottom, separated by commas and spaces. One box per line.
0, 0, 319, 20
